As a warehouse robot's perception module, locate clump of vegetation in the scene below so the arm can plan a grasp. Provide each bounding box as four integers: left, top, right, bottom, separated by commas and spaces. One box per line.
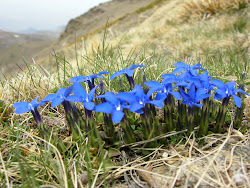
180, 0, 249, 20
9, 58, 249, 186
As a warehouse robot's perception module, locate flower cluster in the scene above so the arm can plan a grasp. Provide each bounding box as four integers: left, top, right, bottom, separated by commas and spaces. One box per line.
13, 63, 249, 145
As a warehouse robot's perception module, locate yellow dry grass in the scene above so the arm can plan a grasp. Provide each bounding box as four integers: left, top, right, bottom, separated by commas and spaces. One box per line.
180, 0, 250, 19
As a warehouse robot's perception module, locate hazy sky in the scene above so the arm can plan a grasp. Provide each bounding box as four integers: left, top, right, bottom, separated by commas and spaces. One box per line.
0, 0, 110, 33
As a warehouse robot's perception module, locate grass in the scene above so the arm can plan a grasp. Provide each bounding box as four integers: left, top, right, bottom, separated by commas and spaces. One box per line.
0, 38, 249, 187
0, 1, 249, 187
180, 0, 250, 20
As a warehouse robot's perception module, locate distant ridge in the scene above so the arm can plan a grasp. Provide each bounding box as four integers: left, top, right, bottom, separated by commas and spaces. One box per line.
59, 0, 153, 42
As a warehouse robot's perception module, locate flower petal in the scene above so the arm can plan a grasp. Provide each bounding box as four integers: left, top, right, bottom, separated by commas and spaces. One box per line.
179, 87, 189, 101
196, 88, 207, 96
226, 81, 235, 91
173, 67, 185, 74
110, 70, 125, 80
42, 94, 57, 102
88, 84, 99, 101
234, 89, 249, 96
66, 95, 83, 102
117, 92, 136, 104
97, 71, 110, 76
188, 83, 196, 101
126, 69, 134, 77
64, 86, 73, 97
69, 76, 85, 83
195, 94, 211, 103
214, 93, 224, 100
144, 81, 161, 88
51, 97, 64, 108
174, 62, 187, 68
148, 100, 164, 108
56, 88, 66, 96
15, 106, 31, 114
170, 91, 182, 100
232, 94, 241, 108
94, 102, 113, 114
73, 82, 86, 97
129, 64, 147, 70
130, 102, 144, 112
161, 74, 176, 79
13, 101, 29, 109
103, 92, 118, 106
193, 103, 202, 108
132, 85, 144, 98
83, 102, 95, 111
210, 79, 225, 88
155, 92, 167, 101
112, 110, 124, 124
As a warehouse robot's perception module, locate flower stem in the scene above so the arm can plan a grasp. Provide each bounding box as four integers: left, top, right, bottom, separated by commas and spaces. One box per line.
198, 98, 209, 137
120, 116, 136, 144
187, 106, 195, 135
215, 97, 230, 133
234, 73, 246, 131
163, 94, 175, 132
125, 75, 135, 89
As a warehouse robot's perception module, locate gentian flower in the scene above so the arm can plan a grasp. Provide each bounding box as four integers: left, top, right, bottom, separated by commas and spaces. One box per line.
211, 80, 249, 107
145, 78, 182, 100
161, 73, 199, 89
179, 83, 211, 108
70, 71, 109, 90
94, 92, 129, 124
66, 82, 99, 111
13, 97, 44, 125
173, 62, 207, 77
117, 85, 166, 113
198, 72, 214, 93
110, 64, 147, 88
13, 97, 44, 114
42, 86, 73, 108
110, 64, 147, 80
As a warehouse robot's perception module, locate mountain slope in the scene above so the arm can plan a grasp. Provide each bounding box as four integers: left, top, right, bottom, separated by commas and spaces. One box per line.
59, 0, 153, 43
0, 30, 58, 74
2, 0, 249, 77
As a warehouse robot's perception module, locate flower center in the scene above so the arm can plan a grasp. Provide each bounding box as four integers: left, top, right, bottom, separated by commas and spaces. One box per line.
116, 105, 121, 111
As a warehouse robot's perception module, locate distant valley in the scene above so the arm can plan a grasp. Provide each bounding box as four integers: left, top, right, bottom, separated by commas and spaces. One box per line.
0, 29, 61, 74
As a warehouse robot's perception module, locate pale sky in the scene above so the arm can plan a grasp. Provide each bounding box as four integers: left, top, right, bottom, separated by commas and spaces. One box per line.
0, 0, 111, 33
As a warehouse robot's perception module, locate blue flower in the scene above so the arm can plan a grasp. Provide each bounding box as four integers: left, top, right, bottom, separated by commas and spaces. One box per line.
42, 86, 73, 108
179, 83, 211, 108
94, 92, 129, 124
66, 82, 99, 111
110, 64, 146, 80
210, 80, 249, 107
70, 71, 109, 90
161, 74, 193, 88
173, 62, 207, 77
117, 85, 166, 113
145, 78, 182, 100
13, 97, 45, 114
70, 71, 109, 83
198, 72, 214, 93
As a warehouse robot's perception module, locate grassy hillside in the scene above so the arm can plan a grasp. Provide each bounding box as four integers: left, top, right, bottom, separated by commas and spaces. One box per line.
59, 0, 153, 43
38, 0, 249, 80
0, 0, 249, 187
0, 30, 58, 74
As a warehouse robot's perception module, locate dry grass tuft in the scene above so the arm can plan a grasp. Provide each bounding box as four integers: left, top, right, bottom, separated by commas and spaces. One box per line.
180, 0, 250, 20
